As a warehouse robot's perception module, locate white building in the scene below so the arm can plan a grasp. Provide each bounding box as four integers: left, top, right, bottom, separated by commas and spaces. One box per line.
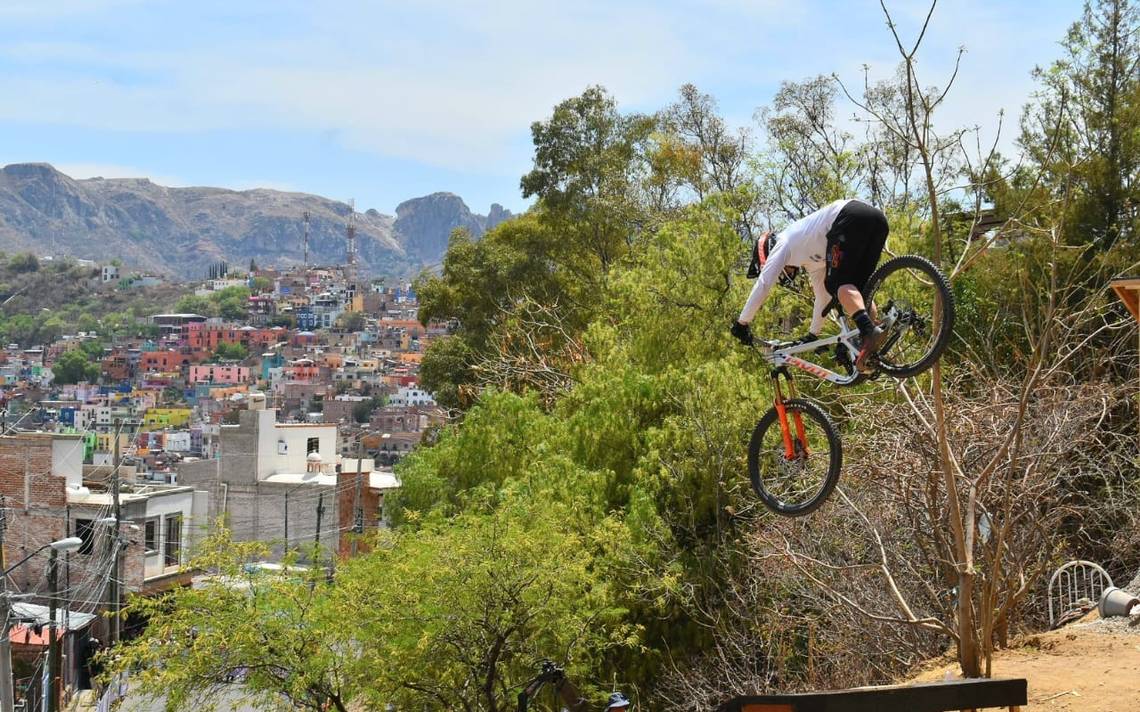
391, 386, 435, 407
176, 397, 397, 560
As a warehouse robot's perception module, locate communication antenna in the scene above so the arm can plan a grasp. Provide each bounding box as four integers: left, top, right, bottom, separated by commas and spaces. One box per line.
303, 211, 312, 267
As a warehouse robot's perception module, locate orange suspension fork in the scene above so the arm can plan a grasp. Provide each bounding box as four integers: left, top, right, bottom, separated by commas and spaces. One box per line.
772, 373, 796, 459
773, 369, 810, 459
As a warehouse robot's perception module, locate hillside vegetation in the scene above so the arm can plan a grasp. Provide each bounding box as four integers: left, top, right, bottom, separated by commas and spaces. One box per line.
111, 2, 1140, 711
0, 255, 182, 346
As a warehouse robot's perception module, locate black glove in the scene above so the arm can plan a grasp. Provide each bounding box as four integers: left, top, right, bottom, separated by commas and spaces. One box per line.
730, 320, 753, 346
793, 332, 828, 354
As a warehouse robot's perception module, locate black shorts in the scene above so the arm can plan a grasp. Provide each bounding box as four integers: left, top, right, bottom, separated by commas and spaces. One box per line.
824, 200, 889, 295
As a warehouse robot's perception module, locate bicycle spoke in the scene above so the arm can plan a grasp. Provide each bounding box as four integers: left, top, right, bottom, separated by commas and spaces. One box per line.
869, 266, 944, 371
757, 412, 830, 508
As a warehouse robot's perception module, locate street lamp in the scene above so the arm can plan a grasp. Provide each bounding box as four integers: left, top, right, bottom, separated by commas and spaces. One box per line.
46, 537, 82, 712
0, 537, 83, 712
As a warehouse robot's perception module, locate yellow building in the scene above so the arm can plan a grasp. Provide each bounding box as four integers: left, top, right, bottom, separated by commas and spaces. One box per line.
96, 431, 132, 454
141, 407, 192, 432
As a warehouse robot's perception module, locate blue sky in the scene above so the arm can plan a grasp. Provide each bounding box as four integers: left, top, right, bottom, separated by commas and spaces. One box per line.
0, 0, 1076, 216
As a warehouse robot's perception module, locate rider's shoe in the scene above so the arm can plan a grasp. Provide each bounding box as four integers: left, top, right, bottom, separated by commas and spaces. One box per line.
855, 326, 886, 373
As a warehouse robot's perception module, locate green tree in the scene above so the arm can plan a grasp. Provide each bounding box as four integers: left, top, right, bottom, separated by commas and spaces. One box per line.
175, 294, 214, 315
76, 312, 99, 335
351, 396, 385, 424
112, 502, 631, 712
761, 76, 860, 219
209, 285, 251, 321
52, 348, 99, 384
109, 534, 359, 712
7, 253, 38, 273
341, 500, 632, 711
250, 276, 273, 293
214, 342, 249, 361
4, 314, 35, 345
335, 310, 365, 332
35, 314, 64, 344
1021, 0, 1140, 252
78, 339, 106, 359
521, 85, 655, 274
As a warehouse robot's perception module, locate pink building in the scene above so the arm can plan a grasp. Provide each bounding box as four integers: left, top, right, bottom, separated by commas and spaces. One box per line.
188, 364, 252, 385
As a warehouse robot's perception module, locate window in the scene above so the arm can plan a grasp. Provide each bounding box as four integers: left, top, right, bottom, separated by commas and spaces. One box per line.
306, 437, 319, 454
74, 518, 95, 556
164, 515, 182, 567
144, 519, 158, 554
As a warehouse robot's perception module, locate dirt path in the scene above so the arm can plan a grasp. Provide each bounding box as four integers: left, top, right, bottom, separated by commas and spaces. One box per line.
911, 615, 1140, 711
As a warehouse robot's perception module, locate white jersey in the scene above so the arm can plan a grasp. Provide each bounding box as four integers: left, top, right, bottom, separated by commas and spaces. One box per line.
738, 199, 854, 334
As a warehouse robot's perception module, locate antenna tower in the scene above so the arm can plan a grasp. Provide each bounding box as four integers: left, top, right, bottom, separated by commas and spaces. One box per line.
302, 210, 311, 267
345, 198, 357, 286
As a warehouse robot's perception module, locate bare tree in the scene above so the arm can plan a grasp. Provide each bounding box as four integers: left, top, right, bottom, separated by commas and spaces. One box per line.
777, 0, 1137, 679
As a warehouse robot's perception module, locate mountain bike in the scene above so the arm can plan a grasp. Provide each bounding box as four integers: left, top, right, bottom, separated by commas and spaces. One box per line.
747, 254, 954, 516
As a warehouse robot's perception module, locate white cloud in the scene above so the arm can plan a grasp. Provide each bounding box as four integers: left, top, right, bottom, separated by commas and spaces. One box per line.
0, 0, 1074, 177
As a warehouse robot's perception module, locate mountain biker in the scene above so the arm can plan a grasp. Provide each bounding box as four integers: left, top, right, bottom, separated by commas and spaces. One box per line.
730, 199, 890, 373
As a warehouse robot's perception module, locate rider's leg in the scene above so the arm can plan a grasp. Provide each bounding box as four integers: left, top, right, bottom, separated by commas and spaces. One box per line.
825, 202, 890, 371
839, 284, 878, 342
836, 284, 866, 319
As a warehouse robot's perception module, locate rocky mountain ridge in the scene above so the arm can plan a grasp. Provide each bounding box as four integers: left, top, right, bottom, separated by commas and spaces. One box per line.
0, 163, 511, 278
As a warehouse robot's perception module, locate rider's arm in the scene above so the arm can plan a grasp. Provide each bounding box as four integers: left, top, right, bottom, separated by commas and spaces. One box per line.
808, 268, 830, 335
737, 236, 791, 324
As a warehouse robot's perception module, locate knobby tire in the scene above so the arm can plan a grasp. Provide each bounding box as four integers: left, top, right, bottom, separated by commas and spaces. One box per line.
748, 398, 842, 517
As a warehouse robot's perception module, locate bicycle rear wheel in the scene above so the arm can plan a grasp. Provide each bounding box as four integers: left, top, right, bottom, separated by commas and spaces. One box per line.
862, 254, 955, 378
748, 398, 842, 516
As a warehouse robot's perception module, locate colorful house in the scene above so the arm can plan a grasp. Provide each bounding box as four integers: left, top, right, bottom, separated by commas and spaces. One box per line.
142, 407, 193, 432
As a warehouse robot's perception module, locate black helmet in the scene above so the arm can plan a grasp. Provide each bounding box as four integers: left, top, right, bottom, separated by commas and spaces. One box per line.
606, 692, 631, 709
747, 231, 800, 288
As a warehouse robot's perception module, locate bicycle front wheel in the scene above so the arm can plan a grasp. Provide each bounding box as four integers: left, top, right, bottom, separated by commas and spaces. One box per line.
862, 254, 955, 378
748, 398, 842, 517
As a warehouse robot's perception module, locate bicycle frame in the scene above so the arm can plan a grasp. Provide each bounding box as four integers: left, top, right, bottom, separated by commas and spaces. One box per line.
759, 309, 900, 386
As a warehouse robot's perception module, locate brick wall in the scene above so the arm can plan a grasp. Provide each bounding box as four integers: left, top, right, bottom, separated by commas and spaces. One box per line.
0, 434, 72, 592
336, 469, 381, 558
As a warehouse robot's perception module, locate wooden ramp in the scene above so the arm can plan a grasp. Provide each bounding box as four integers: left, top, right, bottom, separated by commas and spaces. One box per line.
715, 678, 1027, 712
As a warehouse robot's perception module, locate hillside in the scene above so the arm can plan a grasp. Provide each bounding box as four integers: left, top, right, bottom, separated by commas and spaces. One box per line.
0, 163, 512, 279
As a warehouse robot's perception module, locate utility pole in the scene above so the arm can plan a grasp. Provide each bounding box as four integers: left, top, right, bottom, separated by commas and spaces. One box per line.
0, 498, 12, 712
313, 493, 324, 554
350, 441, 364, 557
109, 419, 122, 645
46, 548, 60, 712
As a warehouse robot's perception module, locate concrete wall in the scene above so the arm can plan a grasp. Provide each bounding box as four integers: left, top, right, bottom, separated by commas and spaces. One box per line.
51, 436, 85, 488
272, 424, 336, 474
220, 480, 341, 560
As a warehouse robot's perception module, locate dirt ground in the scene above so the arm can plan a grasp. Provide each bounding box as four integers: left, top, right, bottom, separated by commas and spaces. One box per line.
911, 612, 1140, 711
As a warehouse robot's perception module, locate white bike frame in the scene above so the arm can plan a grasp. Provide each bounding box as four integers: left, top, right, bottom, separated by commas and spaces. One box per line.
759, 310, 899, 386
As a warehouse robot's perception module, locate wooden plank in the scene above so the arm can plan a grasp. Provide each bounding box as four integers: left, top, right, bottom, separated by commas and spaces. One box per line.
716, 678, 1027, 712
1111, 277, 1140, 321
